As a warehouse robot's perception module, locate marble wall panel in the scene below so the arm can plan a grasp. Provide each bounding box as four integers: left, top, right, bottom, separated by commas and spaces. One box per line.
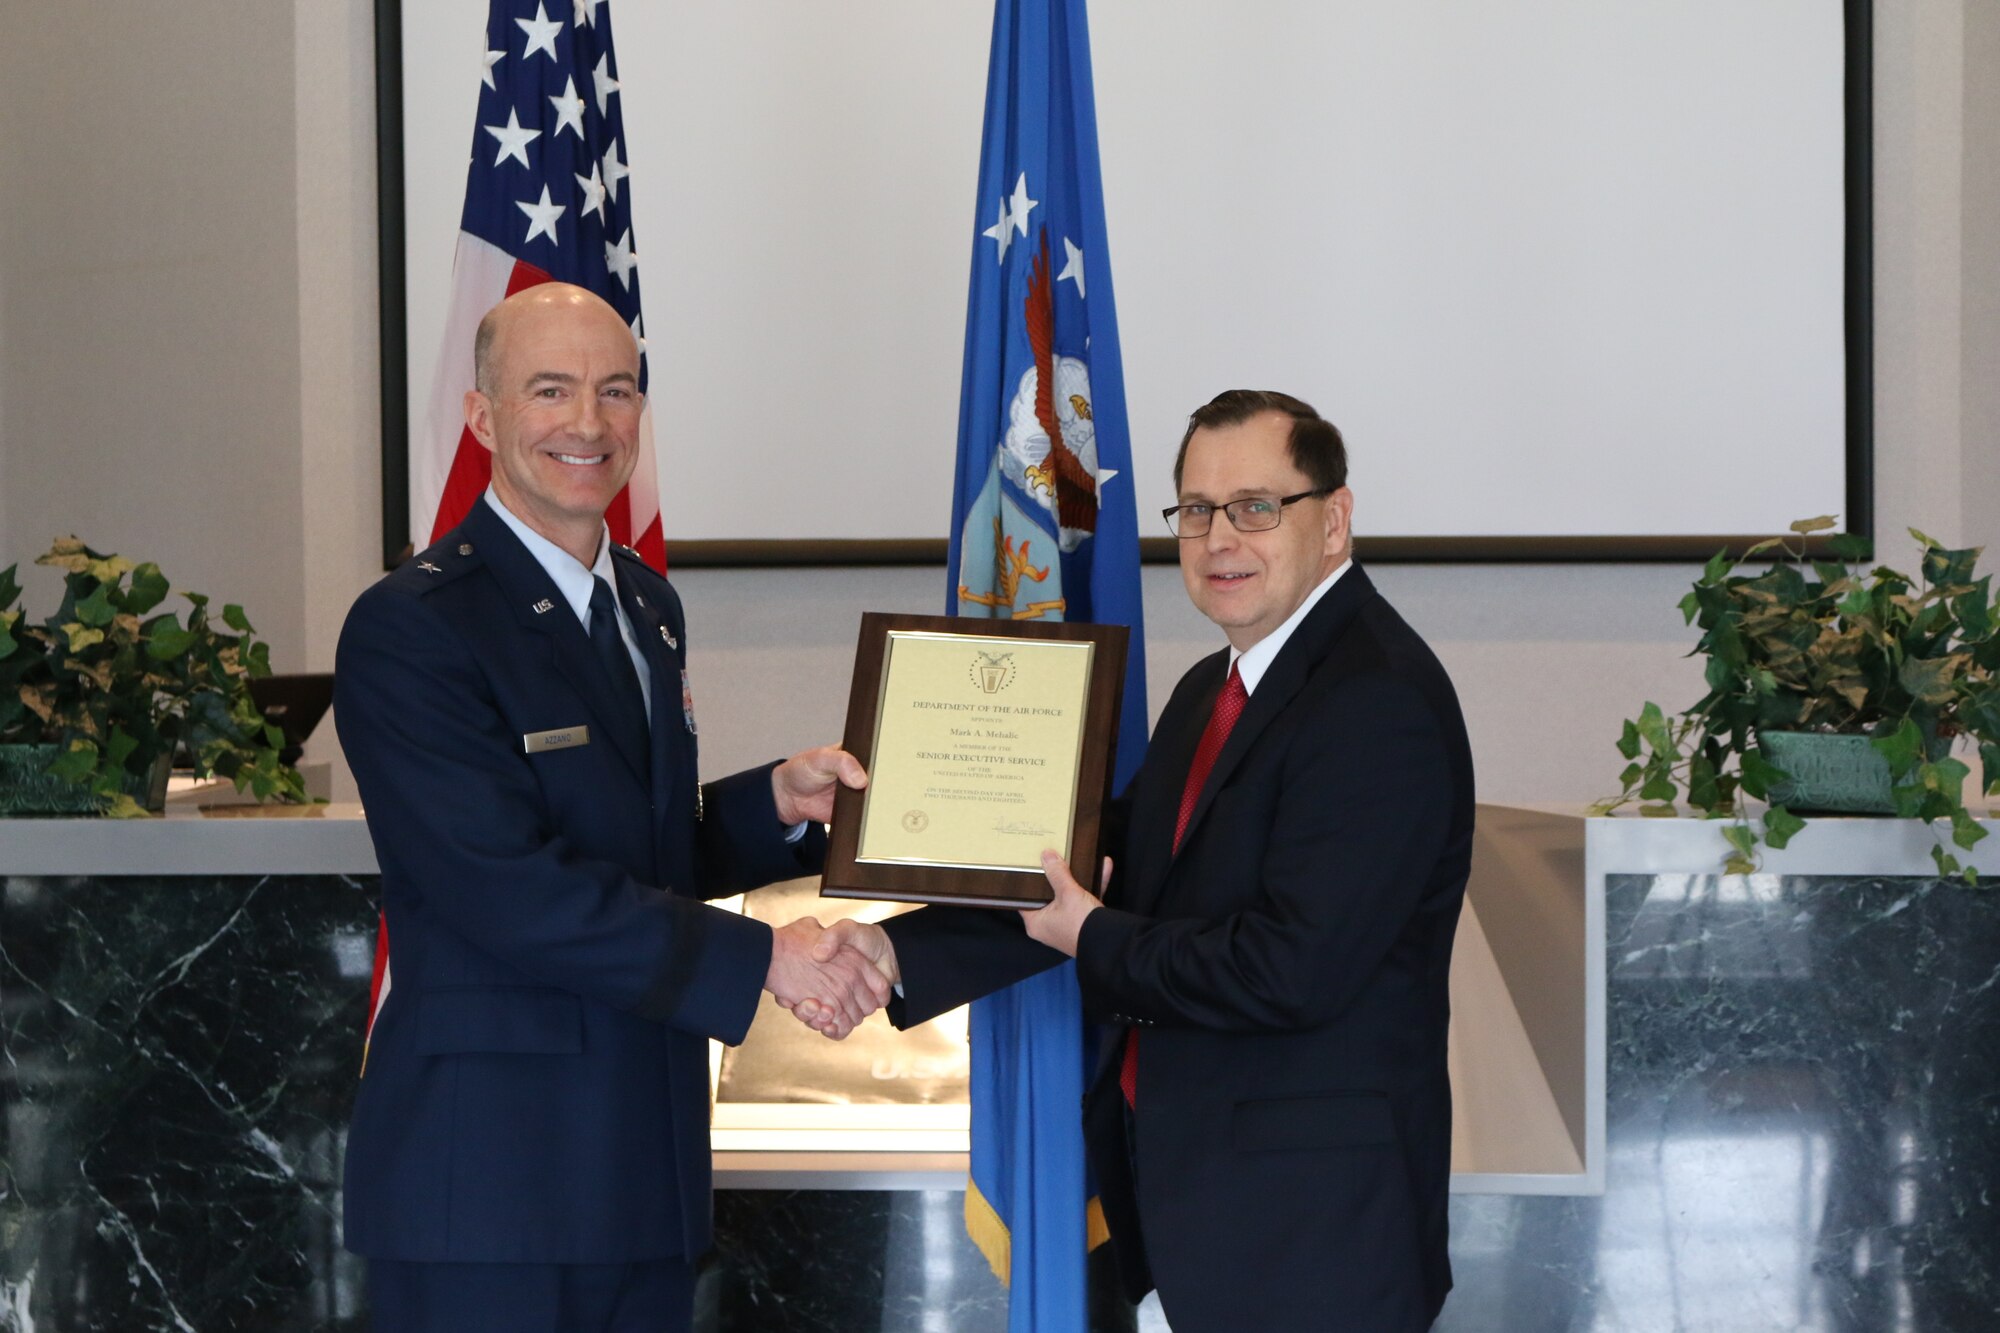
3, 871, 1996, 1330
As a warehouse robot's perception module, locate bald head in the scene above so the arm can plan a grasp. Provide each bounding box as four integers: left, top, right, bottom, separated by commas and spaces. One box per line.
462, 282, 645, 566
473, 283, 631, 397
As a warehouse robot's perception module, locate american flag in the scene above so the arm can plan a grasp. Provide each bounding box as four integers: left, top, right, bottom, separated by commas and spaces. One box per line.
412, 0, 662, 568
371, 0, 659, 1064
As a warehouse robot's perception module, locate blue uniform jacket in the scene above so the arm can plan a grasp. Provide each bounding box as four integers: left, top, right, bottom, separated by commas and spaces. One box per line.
334, 497, 821, 1264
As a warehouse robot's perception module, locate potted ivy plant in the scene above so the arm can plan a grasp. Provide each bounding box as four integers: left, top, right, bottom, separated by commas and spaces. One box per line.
1595, 517, 2000, 882
0, 538, 307, 817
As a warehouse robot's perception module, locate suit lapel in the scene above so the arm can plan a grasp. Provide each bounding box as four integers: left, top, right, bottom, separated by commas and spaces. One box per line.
1169, 565, 1379, 864
465, 501, 652, 785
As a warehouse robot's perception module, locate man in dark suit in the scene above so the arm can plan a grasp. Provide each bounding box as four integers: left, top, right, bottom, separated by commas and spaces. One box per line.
813, 390, 1475, 1330
335, 283, 886, 1332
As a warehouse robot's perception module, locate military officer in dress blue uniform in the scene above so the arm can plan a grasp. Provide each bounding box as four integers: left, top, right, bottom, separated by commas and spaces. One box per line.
335, 283, 888, 1332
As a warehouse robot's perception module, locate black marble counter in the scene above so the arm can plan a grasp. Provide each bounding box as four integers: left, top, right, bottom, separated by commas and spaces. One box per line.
4, 867, 1997, 1330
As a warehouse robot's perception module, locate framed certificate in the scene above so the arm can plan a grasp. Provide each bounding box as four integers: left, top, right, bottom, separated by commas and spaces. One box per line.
822, 613, 1128, 909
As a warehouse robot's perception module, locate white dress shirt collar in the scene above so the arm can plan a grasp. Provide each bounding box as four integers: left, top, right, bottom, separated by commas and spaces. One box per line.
482, 485, 616, 628
1229, 558, 1353, 695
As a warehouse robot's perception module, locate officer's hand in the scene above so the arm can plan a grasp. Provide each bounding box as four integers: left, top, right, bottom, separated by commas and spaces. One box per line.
772, 746, 867, 826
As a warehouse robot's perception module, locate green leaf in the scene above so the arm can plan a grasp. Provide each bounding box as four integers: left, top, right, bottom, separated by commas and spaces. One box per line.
222, 603, 252, 633
1763, 805, 1806, 849
1921, 542, 1981, 590
1837, 586, 1873, 619
1687, 752, 1720, 809
1871, 718, 1925, 772
1678, 590, 1700, 625
125, 563, 169, 614
0, 563, 19, 612
104, 725, 139, 774
1617, 719, 1642, 761
1949, 805, 1989, 851
1739, 747, 1786, 800
1829, 532, 1870, 562
1701, 549, 1735, 585
1640, 767, 1678, 804
1909, 527, 1941, 550
47, 738, 98, 783
74, 582, 116, 627
1952, 579, 1995, 639
1926, 755, 1971, 799
146, 624, 198, 660
1722, 823, 1757, 860
1790, 515, 1837, 536
0, 611, 18, 661
1636, 701, 1672, 754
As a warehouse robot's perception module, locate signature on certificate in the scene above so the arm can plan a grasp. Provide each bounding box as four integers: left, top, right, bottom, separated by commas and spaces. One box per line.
992, 818, 1055, 838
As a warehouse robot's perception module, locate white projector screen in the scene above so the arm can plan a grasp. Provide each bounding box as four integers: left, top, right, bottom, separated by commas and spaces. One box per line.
391, 1, 1858, 558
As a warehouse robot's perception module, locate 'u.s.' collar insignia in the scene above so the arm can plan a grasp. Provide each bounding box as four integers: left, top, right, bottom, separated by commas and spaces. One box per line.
660, 626, 678, 650
532, 598, 555, 614
418, 561, 442, 573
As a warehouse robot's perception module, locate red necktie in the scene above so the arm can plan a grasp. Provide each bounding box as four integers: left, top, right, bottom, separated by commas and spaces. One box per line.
1123, 662, 1248, 1107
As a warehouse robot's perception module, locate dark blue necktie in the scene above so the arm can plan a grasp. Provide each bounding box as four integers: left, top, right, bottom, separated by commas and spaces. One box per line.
588, 575, 648, 729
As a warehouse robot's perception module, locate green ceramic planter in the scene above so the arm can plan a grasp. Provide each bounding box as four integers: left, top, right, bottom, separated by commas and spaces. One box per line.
1757, 729, 1948, 815
0, 744, 170, 816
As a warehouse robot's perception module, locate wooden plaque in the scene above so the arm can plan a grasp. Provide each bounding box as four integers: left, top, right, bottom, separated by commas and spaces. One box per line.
822, 613, 1127, 909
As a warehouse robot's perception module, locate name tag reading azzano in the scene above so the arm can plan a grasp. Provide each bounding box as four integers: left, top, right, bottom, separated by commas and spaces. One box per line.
824, 613, 1126, 910
523, 726, 590, 754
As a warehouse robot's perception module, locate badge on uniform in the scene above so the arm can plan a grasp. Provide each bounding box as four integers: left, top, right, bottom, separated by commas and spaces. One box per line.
680, 669, 697, 734
523, 726, 591, 754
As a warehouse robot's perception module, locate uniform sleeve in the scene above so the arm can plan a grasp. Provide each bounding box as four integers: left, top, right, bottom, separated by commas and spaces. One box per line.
1074, 675, 1453, 1033
694, 762, 829, 896
335, 585, 772, 1043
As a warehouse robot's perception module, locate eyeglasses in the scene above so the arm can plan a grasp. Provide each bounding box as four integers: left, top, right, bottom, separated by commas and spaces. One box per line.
1162, 489, 1332, 538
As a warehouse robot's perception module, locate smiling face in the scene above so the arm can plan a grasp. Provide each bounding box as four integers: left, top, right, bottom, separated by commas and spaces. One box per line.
1176, 410, 1353, 651
464, 284, 643, 566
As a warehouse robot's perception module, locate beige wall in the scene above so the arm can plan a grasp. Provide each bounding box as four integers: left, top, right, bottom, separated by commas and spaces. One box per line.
0, 3, 308, 656
1, 1, 1995, 807
1963, 0, 2000, 561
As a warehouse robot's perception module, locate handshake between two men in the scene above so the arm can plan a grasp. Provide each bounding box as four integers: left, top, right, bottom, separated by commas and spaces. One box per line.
757, 743, 1111, 1039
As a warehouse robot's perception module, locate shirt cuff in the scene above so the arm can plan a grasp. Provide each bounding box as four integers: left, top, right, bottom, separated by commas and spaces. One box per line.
783, 819, 811, 844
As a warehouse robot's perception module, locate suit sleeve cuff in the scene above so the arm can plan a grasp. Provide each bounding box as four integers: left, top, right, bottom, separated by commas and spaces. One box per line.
1074, 905, 1146, 1011
637, 904, 772, 1045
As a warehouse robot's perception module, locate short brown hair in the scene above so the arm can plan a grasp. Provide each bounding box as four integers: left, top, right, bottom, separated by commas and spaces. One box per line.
1172, 390, 1347, 494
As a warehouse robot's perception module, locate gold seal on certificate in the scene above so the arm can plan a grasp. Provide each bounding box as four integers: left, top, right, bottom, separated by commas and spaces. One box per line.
823, 613, 1128, 909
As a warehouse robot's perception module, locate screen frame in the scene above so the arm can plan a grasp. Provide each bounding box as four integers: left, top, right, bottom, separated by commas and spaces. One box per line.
372, 0, 1873, 569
